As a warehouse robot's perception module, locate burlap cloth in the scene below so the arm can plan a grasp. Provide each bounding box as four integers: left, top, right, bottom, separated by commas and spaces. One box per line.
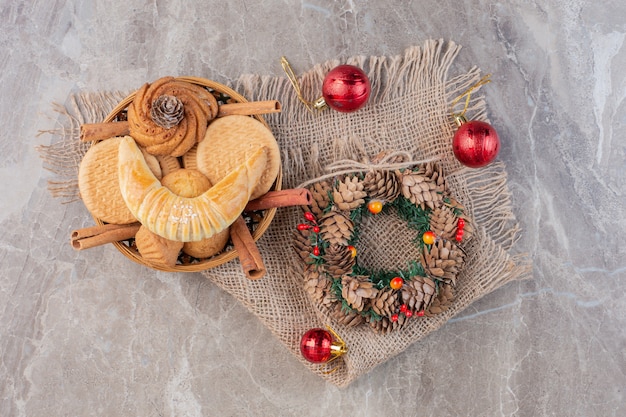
40, 39, 532, 387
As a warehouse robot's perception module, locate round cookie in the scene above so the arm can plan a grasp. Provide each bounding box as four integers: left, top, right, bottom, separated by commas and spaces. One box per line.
78, 136, 137, 224
195, 115, 280, 200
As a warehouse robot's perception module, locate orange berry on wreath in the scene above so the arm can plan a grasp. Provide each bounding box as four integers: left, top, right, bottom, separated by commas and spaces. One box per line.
367, 200, 383, 214
347, 245, 357, 257
389, 277, 404, 290
422, 231, 436, 245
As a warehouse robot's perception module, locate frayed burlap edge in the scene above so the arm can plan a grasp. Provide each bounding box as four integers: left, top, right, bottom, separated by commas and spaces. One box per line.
38, 39, 532, 387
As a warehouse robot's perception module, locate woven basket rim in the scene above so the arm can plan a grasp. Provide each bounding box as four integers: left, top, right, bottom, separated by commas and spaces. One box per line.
96, 76, 282, 272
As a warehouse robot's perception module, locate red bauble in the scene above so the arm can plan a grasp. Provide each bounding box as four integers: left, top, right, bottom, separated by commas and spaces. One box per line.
300, 328, 334, 363
453, 120, 500, 168
321, 65, 371, 112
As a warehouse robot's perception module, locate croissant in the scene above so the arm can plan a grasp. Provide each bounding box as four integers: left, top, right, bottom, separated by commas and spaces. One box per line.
127, 76, 218, 157
117, 136, 267, 242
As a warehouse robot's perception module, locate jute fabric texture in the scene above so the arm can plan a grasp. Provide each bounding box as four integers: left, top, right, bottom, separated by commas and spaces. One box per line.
41, 39, 531, 387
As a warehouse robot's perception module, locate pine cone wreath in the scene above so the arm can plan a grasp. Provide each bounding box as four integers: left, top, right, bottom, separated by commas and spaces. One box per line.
363, 169, 402, 202
444, 197, 474, 242
323, 244, 356, 278
293, 228, 314, 263
330, 303, 365, 327
369, 313, 407, 335
418, 162, 448, 195
425, 282, 455, 317
319, 210, 354, 246
370, 150, 408, 165
401, 171, 443, 211
401, 276, 437, 313
306, 180, 333, 217
303, 265, 334, 310
370, 288, 398, 318
429, 205, 460, 241
341, 275, 379, 312
333, 175, 367, 211
420, 239, 465, 285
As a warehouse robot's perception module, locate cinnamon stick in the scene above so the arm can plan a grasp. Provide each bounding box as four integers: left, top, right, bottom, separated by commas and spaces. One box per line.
80, 121, 130, 142
71, 222, 141, 250
244, 188, 312, 212
230, 216, 266, 280
217, 100, 281, 118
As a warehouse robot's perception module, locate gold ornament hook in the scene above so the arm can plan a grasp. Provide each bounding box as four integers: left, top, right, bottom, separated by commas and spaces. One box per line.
450, 74, 492, 121
281, 56, 316, 113
321, 325, 347, 374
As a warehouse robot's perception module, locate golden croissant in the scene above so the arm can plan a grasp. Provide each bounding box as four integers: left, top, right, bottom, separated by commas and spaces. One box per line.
117, 136, 268, 242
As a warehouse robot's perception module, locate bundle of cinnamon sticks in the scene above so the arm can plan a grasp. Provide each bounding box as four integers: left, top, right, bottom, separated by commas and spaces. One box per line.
71, 188, 312, 280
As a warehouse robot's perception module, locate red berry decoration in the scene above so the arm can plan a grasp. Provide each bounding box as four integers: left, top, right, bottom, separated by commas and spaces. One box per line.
304, 212, 317, 223
404, 310, 413, 318
422, 231, 436, 245
389, 277, 404, 290
312, 226, 321, 233
400, 304, 408, 313
417, 310, 425, 317
347, 245, 357, 258
297, 223, 311, 231
312, 246, 321, 256
452, 117, 500, 168
320, 65, 371, 112
457, 218, 465, 229
455, 229, 464, 242
300, 327, 347, 363
391, 314, 399, 322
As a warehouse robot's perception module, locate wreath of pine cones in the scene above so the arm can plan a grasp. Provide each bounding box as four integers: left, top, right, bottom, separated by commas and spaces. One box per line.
293, 160, 474, 334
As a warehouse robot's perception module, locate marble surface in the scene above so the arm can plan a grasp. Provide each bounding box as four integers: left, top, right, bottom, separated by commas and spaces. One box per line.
2, 0, 625, 415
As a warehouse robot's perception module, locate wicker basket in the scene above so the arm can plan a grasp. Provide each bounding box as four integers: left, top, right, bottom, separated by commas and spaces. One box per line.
95, 76, 282, 272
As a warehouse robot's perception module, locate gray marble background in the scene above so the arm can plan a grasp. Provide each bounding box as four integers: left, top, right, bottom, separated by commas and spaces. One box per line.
2, 0, 625, 416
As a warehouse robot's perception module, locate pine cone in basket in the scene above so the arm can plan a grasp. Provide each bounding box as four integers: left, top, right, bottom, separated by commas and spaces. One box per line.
420, 239, 465, 285
341, 275, 378, 312
401, 276, 437, 313
425, 282, 455, 316
127, 76, 219, 157
333, 176, 367, 211
319, 210, 354, 246
363, 169, 402, 202
323, 244, 356, 278
306, 180, 333, 217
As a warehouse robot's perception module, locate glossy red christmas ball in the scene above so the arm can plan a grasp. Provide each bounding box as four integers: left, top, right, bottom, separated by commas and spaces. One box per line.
300, 328, 333, 363
453, 120, 500, 168
322, 65, 371, 112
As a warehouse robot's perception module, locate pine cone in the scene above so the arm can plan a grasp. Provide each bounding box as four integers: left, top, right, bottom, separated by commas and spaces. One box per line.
307, 180, 333, 217
370, 288, 398, 318
333, 176, 367, 211
363, 170, 401, 202
425, 282, 455, 316
370, 150, 408, 165
368, 313, 407, 335
444, 197, 474, 242
323, 244, 356, 277
401, 171, 443, 211
421, 239, 465, 285
401, 276, 437, 313
303, 266, 334, 309
319, 210, 354, 246
341, 275, 378, 312
150, 95, 185, 129
293, 229, 313, 263
417, 162, 448, 195
330, 303, 365, 327
429, 205, 459, 241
